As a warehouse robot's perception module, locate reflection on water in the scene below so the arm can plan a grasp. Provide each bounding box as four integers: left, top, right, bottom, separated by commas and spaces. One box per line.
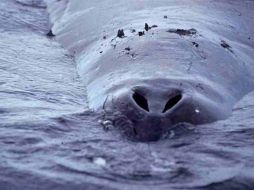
0, 0, 254, 190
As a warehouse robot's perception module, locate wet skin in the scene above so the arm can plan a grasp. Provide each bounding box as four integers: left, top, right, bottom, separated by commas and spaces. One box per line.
95, 34, 253, 141
47, 1, 254, 141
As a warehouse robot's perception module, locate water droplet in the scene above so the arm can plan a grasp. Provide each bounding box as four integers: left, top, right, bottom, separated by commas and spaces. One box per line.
102, 120, 112, 126
98, 119, 114, 130
169, 130, 175, 139
93, 157, 106, 166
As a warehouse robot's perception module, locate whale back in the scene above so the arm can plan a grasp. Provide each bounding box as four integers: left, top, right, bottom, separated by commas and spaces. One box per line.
46, 0, 254, 109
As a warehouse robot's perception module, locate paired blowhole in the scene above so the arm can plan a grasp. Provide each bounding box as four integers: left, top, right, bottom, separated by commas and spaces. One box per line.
132, 91, 182, 113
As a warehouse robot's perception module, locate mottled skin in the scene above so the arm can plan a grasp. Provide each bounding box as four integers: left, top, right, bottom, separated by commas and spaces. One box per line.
46, 0, 254, 141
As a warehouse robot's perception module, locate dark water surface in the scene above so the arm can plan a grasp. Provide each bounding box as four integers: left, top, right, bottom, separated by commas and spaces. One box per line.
0, 1, 254, 190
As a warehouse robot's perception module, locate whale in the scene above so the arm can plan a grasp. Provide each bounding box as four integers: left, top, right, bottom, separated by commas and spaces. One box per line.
46, 0, 254, 141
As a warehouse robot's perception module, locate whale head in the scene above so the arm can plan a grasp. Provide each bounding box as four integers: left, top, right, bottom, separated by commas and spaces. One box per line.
85, 31, 249, 141
103, 77, 230, 141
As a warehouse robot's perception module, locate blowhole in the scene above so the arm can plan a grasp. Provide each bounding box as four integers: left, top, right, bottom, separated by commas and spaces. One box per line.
162, 94, 182, 113
132, 92, 149, 112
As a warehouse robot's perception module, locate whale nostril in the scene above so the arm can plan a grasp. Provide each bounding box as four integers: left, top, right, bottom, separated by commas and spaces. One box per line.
162, 94, 182, 113
132, 92, 149, 112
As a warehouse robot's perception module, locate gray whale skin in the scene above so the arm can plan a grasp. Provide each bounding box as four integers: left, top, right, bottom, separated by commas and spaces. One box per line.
46, 0, 254, 141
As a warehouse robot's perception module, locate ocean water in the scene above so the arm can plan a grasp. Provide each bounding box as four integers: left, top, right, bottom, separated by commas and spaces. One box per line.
0, 0, 254, 190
